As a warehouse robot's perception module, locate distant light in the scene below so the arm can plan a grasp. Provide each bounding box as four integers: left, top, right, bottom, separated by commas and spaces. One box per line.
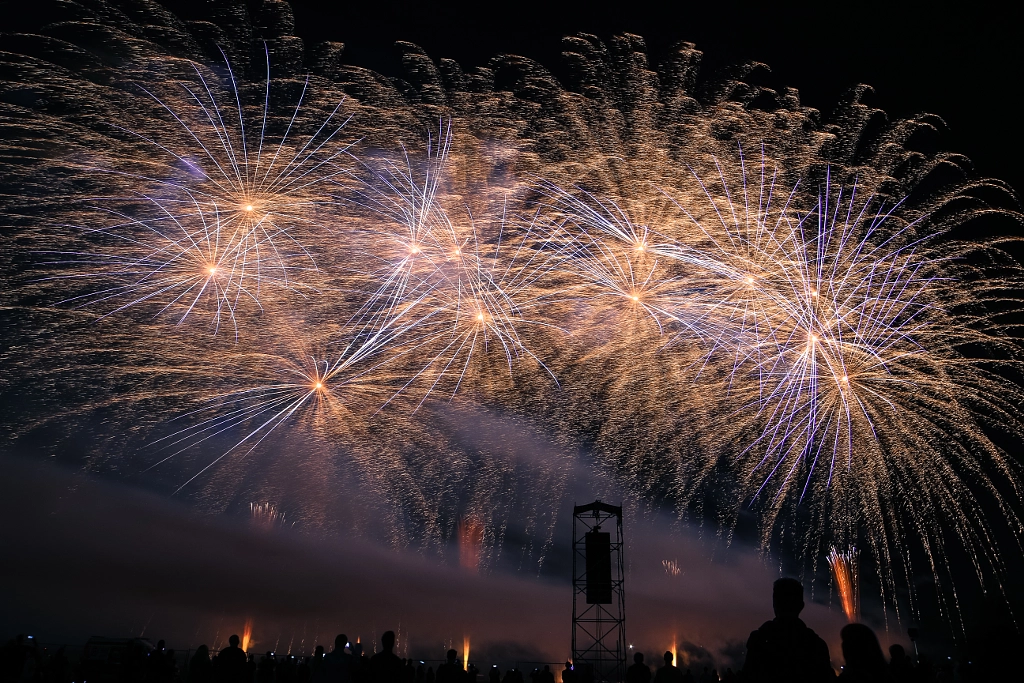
315, 382, 323, 389
245, 205, 254, 212
840, 375, 848, 382
208, 266, 217, 276
631, 295, 639, 301
410, 245, 421, 254
745, 276, 754, 284
477, 313, 484, 321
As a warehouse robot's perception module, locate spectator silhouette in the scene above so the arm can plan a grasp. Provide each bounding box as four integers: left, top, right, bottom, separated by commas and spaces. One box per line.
163, 650, 179, 683
653, 653, 683, 683
489, 667, 501, 683
467, 664, 480, 683
887, 646, 913, 683
682, 670, 694, 683
298, 658, 312, 683
148, 641, 167, 683
190, 646, 215, 683
257, 653, 277, 683
280, 656, 299, 683
538, 666, 554, 683
838, 624, 892, 683
425, 667, 435, 683
742, 578, 834, 683
216, 636, 249, 683
435, 650, 463, 683
318, 636, 353, 683
369, 632, 404, 683
913, 655, 933, 683
626, 653, 651, 683
560, 663, 573, 683
311, 648, 325, 682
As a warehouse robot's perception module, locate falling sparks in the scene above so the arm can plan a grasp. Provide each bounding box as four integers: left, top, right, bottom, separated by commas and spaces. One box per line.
2, 9, 1022, 623
829, 546, 860, 622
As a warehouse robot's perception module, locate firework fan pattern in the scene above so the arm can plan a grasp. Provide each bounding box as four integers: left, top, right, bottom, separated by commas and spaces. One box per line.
1, 1, 1023, 622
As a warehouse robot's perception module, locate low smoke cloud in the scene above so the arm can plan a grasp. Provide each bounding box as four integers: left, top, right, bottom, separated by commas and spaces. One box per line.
1, 454, 856, 670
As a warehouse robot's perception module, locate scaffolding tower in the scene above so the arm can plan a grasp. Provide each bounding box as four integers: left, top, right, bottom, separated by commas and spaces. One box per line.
572, 501, 626, 683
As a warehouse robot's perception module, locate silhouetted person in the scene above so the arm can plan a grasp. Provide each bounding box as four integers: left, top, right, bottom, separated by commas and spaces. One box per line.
682, 670, 694, 683
319, 636, 353, 683
887, 646, 913, 683
742, 578, 834, 683
258, 652, 278, 683
369, 633, 404, 683
627, 653, 651, 683
248, 654, 259, 683
913, 655, 933, 683
425, 667, 435, 683
838, 624, 892, 683
297, 658, 312, 683
163, 650, 179, 683
404, 659, 416, 683
559, 663, 573, 683
311, 648, 325, 683
280, 656, 300, 683
148, 641, 167, 683
489, 667, 501, 683
538, 666, 554, 683
435, 651, 463, 683
653, 653, 682, 683
190, 646, 215, 683
1, 635, 28, 683
217, 636, 249, 683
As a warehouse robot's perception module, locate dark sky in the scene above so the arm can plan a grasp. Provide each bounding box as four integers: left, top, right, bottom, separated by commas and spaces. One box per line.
288, 0, 1024, 199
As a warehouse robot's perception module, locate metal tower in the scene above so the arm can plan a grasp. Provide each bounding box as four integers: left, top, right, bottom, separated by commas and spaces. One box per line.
572, 501, 626, 683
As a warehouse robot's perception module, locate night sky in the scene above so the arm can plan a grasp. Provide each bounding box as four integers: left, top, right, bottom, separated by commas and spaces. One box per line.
1, 0, 1022, 676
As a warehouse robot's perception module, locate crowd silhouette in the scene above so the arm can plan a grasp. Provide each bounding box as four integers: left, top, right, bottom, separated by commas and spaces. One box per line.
0, 581, 992, 683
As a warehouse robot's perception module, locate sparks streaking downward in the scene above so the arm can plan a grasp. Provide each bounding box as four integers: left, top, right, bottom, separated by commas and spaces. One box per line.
3, 27, 1022, 625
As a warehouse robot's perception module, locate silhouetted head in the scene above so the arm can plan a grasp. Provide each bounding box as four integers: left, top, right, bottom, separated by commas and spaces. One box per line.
229, 635, 240, 648
382, 631, 396, 653
772, 578, 804, 618
157, 640, 166, 650
196, 645, 209, 658
564, 663, 572, 669
447, 650, 457, 664
841, 623, 887, 676
663, 652, 673, 665
634, 653, 644, 664
335, 635, 348, 652
889, 644, 906, 660
314, 646, 324, 657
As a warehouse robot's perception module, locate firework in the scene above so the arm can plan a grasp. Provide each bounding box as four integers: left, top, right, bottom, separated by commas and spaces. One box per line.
1, 4, 1022, 619
828, 546, 859, 622
41, 51, 353, 335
